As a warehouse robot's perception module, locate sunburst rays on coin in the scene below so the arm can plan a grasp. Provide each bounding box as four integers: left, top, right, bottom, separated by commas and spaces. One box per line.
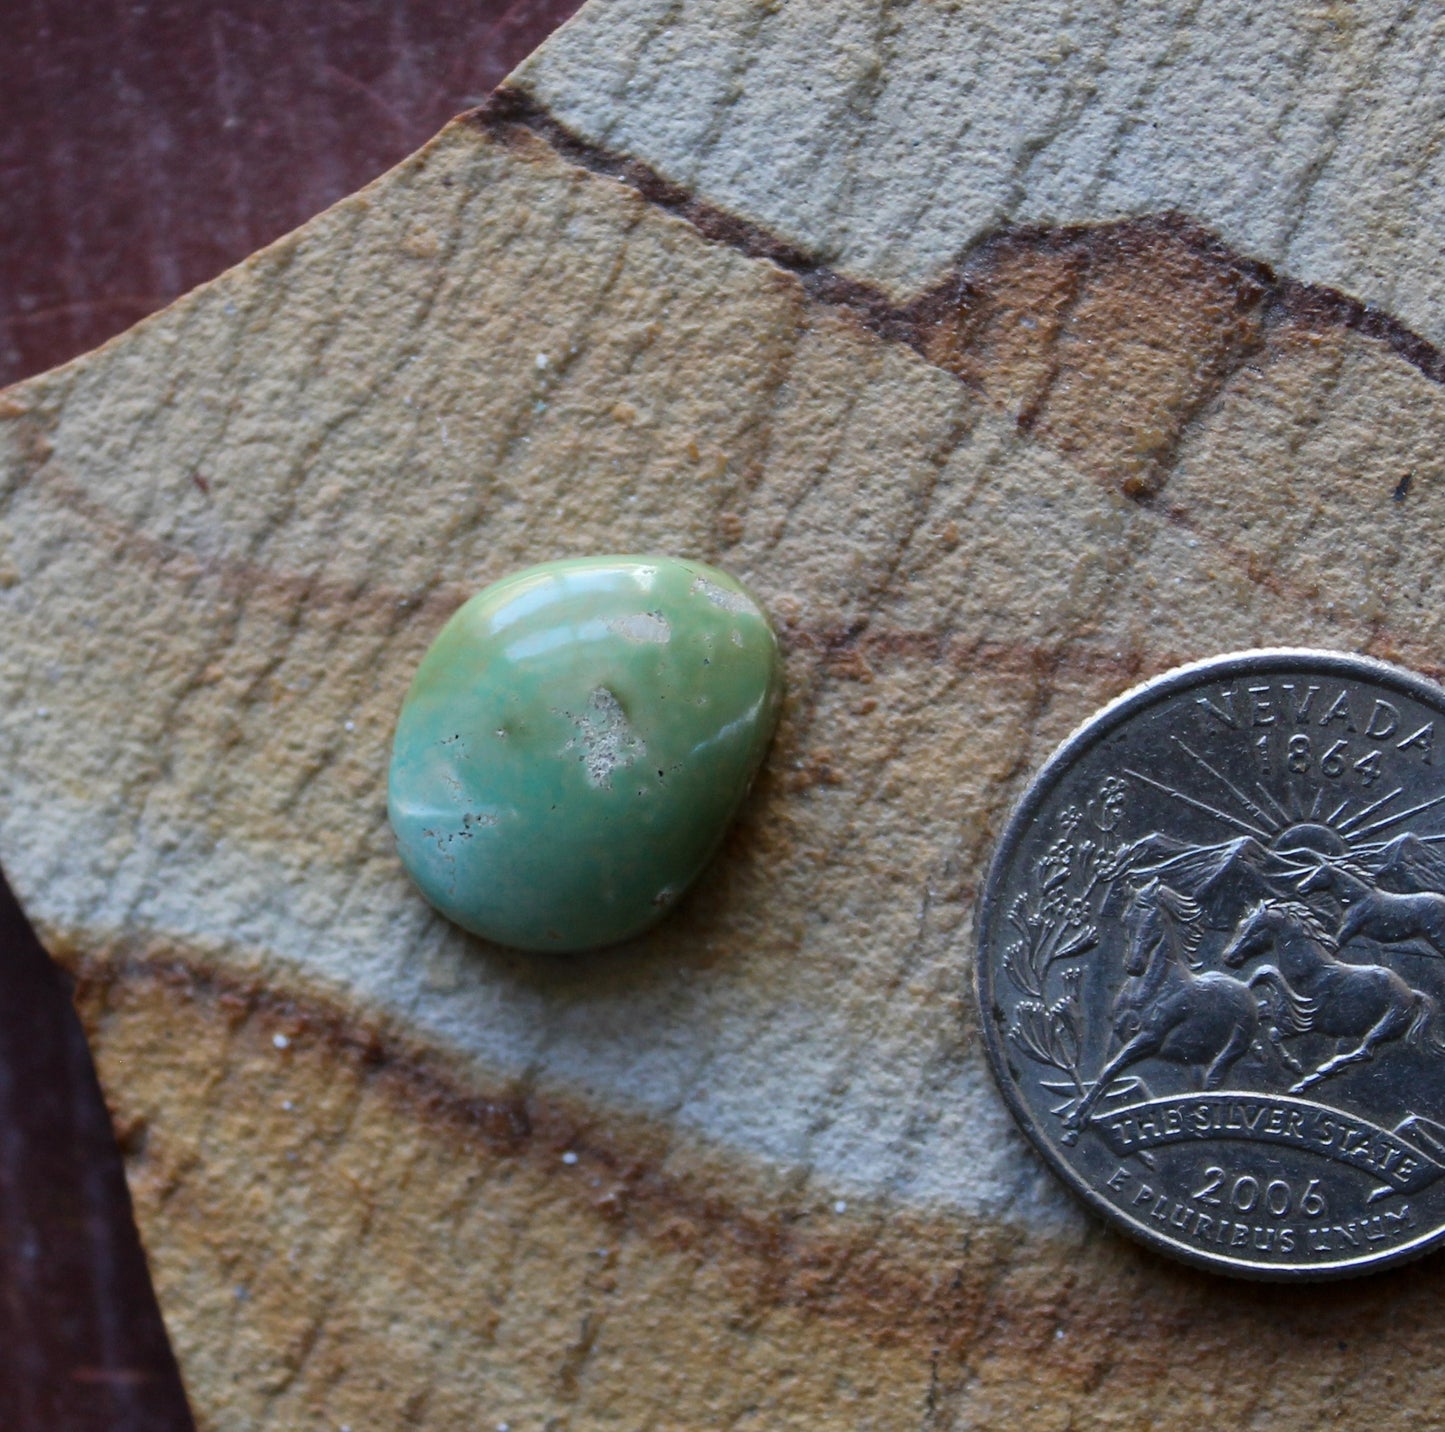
1124, 736, 1445, 864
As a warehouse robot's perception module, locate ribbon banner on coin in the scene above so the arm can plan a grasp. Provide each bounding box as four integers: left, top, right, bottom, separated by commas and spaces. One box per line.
977, 650, 1445, 1279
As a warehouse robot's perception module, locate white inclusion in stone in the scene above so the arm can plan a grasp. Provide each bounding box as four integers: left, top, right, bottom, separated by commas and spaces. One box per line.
691, 574, 756, 614
562, 687, 645, 789
608, 610, 671, 644
687, 575, 757, 612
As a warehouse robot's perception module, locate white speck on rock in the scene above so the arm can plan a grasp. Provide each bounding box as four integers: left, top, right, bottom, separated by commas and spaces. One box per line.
608, 610, 670, 644
691, 575, 755, 615
273, 1033, 290, 1050
561, 688, 644, 789
535, 352, 549, 369
561, 1150, 579, 1165
834, 1200, 847, 1214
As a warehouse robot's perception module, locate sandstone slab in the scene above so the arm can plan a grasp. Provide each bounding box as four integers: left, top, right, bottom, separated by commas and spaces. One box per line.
2, 2, 1445, 1427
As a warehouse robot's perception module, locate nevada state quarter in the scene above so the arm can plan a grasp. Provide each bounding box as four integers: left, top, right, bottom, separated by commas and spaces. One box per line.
976, 650, 1445, 1279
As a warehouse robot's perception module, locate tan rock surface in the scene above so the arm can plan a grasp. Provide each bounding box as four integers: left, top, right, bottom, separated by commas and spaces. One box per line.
3, 1, 1445, 1426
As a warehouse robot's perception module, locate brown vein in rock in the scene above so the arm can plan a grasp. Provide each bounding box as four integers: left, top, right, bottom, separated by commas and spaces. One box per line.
475, 86, 1445, 503
17, 446, 1445, 705
62, 936, 1445, 1392
62, 939, 1024, 1358
6, 93, 1442, 692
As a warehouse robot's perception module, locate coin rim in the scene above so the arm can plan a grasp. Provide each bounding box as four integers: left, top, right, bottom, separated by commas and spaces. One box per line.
976, 648, 1445, 1281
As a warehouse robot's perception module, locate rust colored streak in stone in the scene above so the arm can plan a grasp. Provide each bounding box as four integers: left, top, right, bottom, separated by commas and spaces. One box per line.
69, 947, 534, 1156
7, 98, 1441, 693
60, 939, 1025, 1358
0, 436, 1230, 690
11, 399, 1417, 688
61, 940, 1445, 1420
477, 87, 1445, 499
12, 441, 1445, 701
16, 424, 1445, 691
783, 627, 1431, 716
6, 404, 1409, 688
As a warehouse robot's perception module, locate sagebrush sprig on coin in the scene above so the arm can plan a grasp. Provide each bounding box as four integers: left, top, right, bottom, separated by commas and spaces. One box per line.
1008, 968, 1085, 1092
1002, 783, 1130, 1087
1001, 786, 1126, 1000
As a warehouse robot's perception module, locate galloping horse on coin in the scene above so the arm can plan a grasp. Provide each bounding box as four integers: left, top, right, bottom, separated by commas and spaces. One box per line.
1296, 854, 1445, 958
1063, 880, 1308, 1140
1222, 897, 1445, 1092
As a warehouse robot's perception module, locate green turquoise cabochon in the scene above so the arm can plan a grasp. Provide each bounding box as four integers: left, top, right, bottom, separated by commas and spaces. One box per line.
388, 556, 783, 951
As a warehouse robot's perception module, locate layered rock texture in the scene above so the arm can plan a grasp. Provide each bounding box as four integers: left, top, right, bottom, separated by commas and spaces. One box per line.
3, 1, 1445, 1426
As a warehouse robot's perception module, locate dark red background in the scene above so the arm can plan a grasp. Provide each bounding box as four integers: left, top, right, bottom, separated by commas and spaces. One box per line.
2, 0, 580, 390
0, 2, 579, 1423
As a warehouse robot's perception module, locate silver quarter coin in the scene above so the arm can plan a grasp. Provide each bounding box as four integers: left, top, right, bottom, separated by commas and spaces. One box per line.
977, 650, 1445, 1279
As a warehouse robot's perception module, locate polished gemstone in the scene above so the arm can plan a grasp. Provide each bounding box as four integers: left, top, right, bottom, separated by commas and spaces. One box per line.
388, 556, 783, 951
